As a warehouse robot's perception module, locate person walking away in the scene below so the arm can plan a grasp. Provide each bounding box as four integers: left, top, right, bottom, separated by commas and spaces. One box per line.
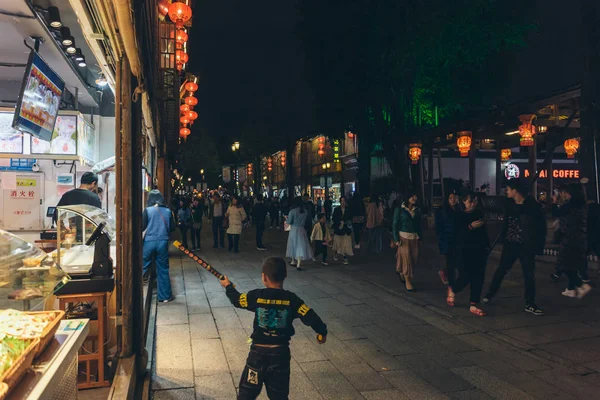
324, 196, 333, 221
269, 197, 280, 229
226, 195, 247, 253
177, 199, 192, 248
446, 193, 489, 316
392, 191, 421, 292
302, 193, 315, 234
435, 192, 459, 285
553, 184, 592, 298
209, 194, 226, 248
311, 213, 333, 265
332, 196, 354, 265
285, 197, 313, 270
143, 190, 176, 302
351, 192, 366, 249
219, 257, 327, 399
190, 198, 204, 250
253, 194, 268, 250
366, 194, 385, 254
482, 179, 546, 316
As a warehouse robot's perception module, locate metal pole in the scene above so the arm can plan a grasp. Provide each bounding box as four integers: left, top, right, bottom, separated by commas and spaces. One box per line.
594, 132, 599, 201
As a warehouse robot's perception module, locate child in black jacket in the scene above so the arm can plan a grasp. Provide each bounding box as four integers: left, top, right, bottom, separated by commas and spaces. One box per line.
220, 257, 328, 399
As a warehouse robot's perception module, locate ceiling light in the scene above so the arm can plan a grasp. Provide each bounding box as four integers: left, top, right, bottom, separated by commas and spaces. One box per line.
78, 58, 86, 67
48, 7, 62, 28
73, 49, 84, 62
60, 27, 72, 46
66, 42, 77, 54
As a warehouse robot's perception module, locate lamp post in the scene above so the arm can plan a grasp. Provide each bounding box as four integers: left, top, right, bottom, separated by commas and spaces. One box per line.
322, 162, 331, 200
199, 168, 205, 192
232, 142, 241, 195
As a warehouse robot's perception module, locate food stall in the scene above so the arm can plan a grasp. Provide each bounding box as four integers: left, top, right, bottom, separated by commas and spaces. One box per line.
0, 205, 116, 397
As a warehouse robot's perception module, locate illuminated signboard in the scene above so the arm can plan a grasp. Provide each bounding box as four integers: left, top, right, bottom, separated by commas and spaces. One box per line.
524, 169, 579, 179
333, 139, 340, 163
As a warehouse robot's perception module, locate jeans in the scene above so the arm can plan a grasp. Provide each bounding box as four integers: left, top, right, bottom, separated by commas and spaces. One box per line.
191, 225, 202, 249
451, 247, 487, 303
238, 345, 290, 400
179, 225, 189, 248
228, 234, 240, 252
486, 242, 536, 305
256, 221, 265, 248
353, 223, 364, 245
143, 240, 172, 301
212, 216, 225, 247
367, 226, 384, 254
314, 241, 328, 262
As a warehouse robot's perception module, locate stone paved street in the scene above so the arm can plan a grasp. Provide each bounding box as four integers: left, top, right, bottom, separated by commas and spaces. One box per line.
151, 223, 599, 400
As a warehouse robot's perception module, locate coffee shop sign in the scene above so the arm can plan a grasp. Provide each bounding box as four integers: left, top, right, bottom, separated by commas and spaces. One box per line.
505, 163, 579, 179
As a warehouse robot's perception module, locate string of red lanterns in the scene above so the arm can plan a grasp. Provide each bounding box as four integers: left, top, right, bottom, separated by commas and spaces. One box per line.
168, 1, 192, 29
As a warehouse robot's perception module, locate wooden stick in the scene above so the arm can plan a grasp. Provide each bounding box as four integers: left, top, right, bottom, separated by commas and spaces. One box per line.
172, 241, 225, 280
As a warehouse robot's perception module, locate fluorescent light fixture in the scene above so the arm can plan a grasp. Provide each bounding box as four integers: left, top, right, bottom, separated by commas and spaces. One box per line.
505, 130, 519, 136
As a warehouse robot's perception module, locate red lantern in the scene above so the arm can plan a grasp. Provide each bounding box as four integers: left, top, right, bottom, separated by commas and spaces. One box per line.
168, 1, 192, 29
280, 153, 286, 167
180, 104, 190, 113
347, 131, 354, 139
501, 148, 512, 161
518, 114, 536, 147
267, 157, 273, 171
408, 143, 422, 164
180, 115, 190, 125
185, 95, 198, 106
180, 127, 191, 138
176, 50, 189, 64
318, 149, 325, 156
185, 81, 198, 92
175, 29, 188, 48
564, 138, 579, 158
456, 131, 472, 157
187, 110, 198, 121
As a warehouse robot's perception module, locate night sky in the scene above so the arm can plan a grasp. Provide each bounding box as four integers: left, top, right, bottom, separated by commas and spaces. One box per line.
187, 0, 315, 161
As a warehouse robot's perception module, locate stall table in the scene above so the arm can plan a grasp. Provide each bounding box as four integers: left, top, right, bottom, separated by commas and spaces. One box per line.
7, 319, 89, 400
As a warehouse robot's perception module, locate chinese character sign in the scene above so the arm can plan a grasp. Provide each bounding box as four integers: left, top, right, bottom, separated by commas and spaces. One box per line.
2, 175, 41, 230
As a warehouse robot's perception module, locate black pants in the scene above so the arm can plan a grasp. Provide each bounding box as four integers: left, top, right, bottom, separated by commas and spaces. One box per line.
270, 212, 279, 227
256, 221, 265, 248
228, 233, 240, 252
451, 248, 487, 303
353, 223, 364, 245
314, 241, 328, 262
179, 226, 189, 248
191, 225, 201, 249
565, 270, 584, 290
445, 249, 458, 287
212, 217, 225, 247
486, 242, 536, 305
238, 346, 290, 400
555, 259, 589, 281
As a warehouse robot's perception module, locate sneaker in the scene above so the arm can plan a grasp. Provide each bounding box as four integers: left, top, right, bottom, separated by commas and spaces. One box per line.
438, 270, 449, 285
321, 261, 329, 266
333, 255, 339, 261
550, 273, 561, 283
524, 305, 544, 316
576, 283, 592, 299
343, 259, 350, 265
257, 247, 267, 251
160, 297, 174, 303
481, 296, 491, 304
561, 289, 577, 298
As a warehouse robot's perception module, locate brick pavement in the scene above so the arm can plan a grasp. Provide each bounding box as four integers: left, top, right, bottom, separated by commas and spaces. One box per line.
150, 222, 600, 400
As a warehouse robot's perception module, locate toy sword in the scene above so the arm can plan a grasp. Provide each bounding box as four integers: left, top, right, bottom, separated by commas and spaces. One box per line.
172, 240, 225, 280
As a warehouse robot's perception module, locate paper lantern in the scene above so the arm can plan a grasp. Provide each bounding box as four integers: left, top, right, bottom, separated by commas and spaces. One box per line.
180, 104, 190, 113
168, 1, 192, 28
501, 148, 512, 161
267, 157, 273, 171
185, 81, 198, 92
318, 149, 325, 156
408, 143, 422, 164
175, 29, 188, 48
187, 110, 198, 121
564, 138, 579, 159
518, 114, 536, 147
180, 127, 191, 138
180, 115, 190, 125
185, 95, 198, 106
176, 50, 189, 64
280, 153, 286, 167
456, 131, 472, 157
347, 131, 354, 139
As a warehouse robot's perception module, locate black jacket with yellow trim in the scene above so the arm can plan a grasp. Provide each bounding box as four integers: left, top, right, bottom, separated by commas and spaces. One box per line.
225, 285, 328, 345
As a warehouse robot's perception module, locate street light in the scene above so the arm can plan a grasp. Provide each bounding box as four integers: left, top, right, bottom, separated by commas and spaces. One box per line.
232, 142, 241, 194
234, 141, 240, 150
200, 169, 204, 175
322, 162, 331, 170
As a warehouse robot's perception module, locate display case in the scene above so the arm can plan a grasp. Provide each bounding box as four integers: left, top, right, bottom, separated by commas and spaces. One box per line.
0, 230, 67, 311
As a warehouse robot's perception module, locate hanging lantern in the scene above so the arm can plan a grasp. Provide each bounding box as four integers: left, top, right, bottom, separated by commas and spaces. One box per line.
347, 131, 354, 139
247, 163, 253, 175
180, 104, 190, 113
280, 153, 286, 167
185, 95, 198, 106
267, 157, 273, 171
501, 148, 512, 161
180, 115, 190, 125
187, 110, 198, 121
168, 1, 192, 28
564, 138, 579, 159
185, 81, 198, 92
408, 143, 422, 165
456, 131, 472, 157
317, 149, 325, 156
175, 29, 188, 48
518, 114, 536, 147
176, 50, 189, 65
180, 127, 191, 138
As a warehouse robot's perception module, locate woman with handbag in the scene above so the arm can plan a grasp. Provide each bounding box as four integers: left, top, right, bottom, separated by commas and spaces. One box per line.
332, 196, 354, 264
177, 199, 192, 248
225, 195, 247, 253
143, 190, 176, 302
392, 191, 421, 292
190, 197, 204, 250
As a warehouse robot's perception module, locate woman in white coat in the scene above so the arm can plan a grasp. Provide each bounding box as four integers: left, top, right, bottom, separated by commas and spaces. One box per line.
226, 195, 247, 253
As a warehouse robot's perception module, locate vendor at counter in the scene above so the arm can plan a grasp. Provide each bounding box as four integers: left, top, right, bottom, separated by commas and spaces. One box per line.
52, 172, 101, 223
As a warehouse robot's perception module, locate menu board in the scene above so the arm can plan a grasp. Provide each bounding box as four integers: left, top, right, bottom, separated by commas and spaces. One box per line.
31, 115, 77, 155
77, 117, 95, 163
0, 113, 23, 154
13, 52, 65, 141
